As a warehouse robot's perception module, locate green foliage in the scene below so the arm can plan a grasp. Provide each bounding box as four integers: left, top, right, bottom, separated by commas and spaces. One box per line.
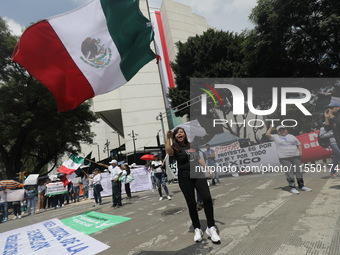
0, 18, 98, 179
169, 29, 246, 117
243, 0, 340, 77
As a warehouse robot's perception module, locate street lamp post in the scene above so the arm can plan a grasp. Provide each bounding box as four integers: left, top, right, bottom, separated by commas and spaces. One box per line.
103, 139, 110, 158
128, 130, 138, 163
93, 143, 100, 161
112, 131, 121, 160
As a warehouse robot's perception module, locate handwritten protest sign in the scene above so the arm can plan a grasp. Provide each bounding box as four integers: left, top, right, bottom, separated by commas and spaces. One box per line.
214, 142, 280, 173
46, 182, 67, 196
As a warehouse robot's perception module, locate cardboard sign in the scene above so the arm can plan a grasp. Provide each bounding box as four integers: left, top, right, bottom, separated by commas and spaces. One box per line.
6, 189, 25, 202
46, 182, 67, 196
24, 174, 39, 185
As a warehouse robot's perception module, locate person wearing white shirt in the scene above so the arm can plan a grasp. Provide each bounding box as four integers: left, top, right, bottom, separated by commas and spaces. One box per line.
266, 125, 312, 194
92, 169, 102, 206
101, 159, 123, 208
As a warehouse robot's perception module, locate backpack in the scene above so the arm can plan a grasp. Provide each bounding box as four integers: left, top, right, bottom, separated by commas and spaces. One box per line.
317, 133, 331, 148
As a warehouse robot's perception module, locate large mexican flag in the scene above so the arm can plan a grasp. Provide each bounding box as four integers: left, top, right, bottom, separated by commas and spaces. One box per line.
58, 155, 85, 175
12, 0, 155, 112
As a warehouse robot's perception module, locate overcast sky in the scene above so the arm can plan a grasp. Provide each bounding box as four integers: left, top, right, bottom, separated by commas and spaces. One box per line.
0, 0, 257, 36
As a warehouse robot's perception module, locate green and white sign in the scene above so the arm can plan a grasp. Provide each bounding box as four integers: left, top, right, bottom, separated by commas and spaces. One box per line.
61, 211, 131, 235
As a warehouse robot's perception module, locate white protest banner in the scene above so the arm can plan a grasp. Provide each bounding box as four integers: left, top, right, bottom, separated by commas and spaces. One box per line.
0, 218, 109, 255
214, 142, 280, 174
127, 166, 152, 193
24, 174, 39, 185
89, 167, 152, 198
46, 182, 67, 196
6, 189, 25, 202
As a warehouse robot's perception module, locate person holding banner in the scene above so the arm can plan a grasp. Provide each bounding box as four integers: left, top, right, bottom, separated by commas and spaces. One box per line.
121, 164, 132, 200
166, 128, 220, 244
266, 125, 312, 194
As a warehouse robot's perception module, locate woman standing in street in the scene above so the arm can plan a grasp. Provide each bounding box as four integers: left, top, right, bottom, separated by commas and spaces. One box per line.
165, 127, 220, 244
92, 168, 102, 207
121, 164, 132, 199
151, 155, 171, 201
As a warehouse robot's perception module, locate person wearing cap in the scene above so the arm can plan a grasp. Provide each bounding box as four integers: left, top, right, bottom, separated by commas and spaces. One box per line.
323, 98, 340, 149
266, 125, 312, 194
107, 159, 123, 208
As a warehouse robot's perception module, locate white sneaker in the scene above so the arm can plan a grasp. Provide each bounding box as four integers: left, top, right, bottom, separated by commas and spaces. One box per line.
194, 228, 203, 242
18, 215, 22, 219
290, 188, 300, 194
205, 226, 221, 243
159, 197, 163, 201
300, 186, 312, 192
167, 196, 171, 200
13, 216, 18, 220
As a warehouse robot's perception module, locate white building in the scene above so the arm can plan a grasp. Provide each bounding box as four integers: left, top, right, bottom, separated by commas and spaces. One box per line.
81, 0, 210, 162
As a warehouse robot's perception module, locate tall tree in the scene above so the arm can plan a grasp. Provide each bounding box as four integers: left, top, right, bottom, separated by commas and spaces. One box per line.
170, 29, 246, 117
243, 0, 340, 78
0, 17, 98, 179
169, 29, 247, 138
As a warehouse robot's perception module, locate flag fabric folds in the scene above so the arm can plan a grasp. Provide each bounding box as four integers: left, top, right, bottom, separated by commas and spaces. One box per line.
58, 155, 85, 175
12, 0, 156, 112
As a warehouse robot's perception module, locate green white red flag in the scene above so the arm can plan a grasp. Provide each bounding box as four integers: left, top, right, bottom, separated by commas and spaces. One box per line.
12, 0, 155, 112
58, 155, 85, 175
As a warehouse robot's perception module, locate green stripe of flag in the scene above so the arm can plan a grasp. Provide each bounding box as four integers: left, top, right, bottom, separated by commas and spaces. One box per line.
100, 0, 156, 81
70, 154, 85, 164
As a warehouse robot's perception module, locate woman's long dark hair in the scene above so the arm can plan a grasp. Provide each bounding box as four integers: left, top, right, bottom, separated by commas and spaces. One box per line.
172, 127, 190, 152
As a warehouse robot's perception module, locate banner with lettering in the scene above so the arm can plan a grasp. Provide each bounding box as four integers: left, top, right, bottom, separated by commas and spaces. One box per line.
296, 131, 333, 163
214, 142, 280, 173
0, 218, 109, 255
45, 182, 68, 196
61, 211, 131, 235
89, 167, 152, 198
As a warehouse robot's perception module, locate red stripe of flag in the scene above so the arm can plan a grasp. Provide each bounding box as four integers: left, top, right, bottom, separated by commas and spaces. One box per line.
12, 20, 94, 112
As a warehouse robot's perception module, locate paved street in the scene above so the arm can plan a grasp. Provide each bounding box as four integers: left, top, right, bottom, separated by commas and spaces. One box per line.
1, 169, 340, 255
